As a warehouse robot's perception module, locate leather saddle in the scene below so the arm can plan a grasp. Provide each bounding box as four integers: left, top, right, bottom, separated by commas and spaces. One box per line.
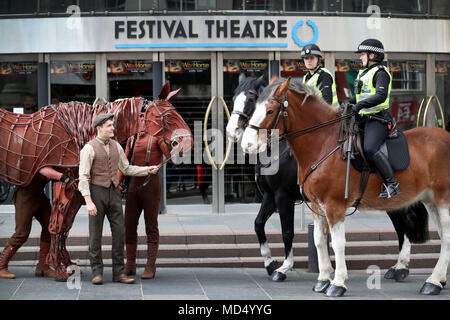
341, 115, 410, 173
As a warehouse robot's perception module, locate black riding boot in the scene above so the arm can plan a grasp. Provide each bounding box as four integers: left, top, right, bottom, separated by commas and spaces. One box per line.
371, 150, 401, 199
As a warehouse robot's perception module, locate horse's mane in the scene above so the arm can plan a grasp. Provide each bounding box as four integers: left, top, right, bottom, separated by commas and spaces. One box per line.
233, 77, 262, 98
257, 79, 337, 116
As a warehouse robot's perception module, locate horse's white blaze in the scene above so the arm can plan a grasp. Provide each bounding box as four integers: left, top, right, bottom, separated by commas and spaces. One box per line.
426, 206, 450, 287
226, 92, 246, 140
329, 221, 348, 288
314, 216, 333, 281
241, 98, 268, 153
276, 248, 294, 274
393, 236, 411, 270
260, 242, 274, 267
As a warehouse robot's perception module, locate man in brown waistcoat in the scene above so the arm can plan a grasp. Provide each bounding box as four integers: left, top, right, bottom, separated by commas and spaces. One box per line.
78, 113, 159, 285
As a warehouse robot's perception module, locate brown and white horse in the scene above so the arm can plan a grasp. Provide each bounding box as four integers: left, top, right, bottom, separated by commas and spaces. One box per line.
241, 78, 450, 297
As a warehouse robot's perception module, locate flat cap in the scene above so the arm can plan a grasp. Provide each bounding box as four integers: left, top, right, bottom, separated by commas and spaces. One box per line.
93, 113, 115, 129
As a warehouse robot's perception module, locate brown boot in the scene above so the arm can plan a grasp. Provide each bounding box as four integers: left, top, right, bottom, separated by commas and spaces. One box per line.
0, 243, 19, 279
141, 243, 158, 279
35, 241, 56, 278
124, 244, 137, 276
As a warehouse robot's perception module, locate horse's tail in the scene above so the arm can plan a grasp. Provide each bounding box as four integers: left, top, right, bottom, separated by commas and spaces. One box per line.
387, 202, 429, 248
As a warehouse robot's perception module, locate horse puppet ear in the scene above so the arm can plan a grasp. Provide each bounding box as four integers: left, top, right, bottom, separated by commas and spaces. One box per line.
269, 75, 278, 85
274, 77, 290, 96
158, 82, 171, 100
166, 88, 181, 101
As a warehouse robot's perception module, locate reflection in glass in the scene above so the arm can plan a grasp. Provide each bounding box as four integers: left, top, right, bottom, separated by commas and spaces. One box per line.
108, 60, 153, 101
50, 61, 96, 104
223, 59, 268, 203
0, 61, 38, 114
435, 61, 450, 130
165, 59, 211, 204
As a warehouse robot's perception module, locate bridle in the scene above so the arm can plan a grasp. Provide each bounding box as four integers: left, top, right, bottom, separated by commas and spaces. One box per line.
231, 89, 258, 128
123, 99, 192, 194
246, 90, 359, 217
145, 99, 192, 148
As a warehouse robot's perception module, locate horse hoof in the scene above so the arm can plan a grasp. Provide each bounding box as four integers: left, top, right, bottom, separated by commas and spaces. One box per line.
394, 268, 409, 282
384, 268, 396, 279
325, 284, 346, 297
265, 260, 279, 276
440, 281, 446, 288
270, 271, 286, 282
312, 280, 331, 293
420, 282, 442, 295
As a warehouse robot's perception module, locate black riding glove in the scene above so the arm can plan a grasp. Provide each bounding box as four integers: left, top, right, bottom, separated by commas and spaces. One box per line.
60, 174, 74, 186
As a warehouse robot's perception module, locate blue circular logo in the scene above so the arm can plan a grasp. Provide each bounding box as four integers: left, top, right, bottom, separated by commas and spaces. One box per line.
292, 20, 319, 47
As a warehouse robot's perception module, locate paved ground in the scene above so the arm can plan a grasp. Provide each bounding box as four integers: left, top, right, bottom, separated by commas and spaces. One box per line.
1, 267, 449, 300
0, 203, 447, 301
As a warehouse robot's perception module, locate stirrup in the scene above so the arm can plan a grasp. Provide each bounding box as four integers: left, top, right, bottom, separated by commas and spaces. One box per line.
379, 183, 401, 199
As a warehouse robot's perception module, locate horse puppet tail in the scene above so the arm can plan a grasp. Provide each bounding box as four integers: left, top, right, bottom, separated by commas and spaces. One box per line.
387, 201, 429, 249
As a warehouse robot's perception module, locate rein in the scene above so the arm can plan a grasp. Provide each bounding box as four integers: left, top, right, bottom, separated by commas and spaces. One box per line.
253, 92, 359, 217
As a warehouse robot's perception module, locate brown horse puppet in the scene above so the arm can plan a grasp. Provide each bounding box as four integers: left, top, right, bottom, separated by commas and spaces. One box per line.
241, 78, 450, 297
118, 82, 193, 280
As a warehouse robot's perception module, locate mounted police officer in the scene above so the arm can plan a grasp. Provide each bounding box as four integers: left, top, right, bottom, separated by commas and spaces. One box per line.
301, 44, 339, 108
349, 38, 400, 199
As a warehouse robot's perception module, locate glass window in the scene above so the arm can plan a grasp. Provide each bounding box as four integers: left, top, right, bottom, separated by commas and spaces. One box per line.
280, 59, 307, 83
107, 60, 153, 101
0, 61, 38, 114
165, 59, 211, 204
0, 0, 37, 14
342, 0, 428, 14
50, 60, 96, 104
244, 0, 281, 10
223, 59, 268, 203
389, 60, 426, 130
286, 0, 336, 11
431, 0, 450, 16
435, 60, 450, 130
217, 0, 243, 10
39, 0, 78, 13
334, 58, 363, 103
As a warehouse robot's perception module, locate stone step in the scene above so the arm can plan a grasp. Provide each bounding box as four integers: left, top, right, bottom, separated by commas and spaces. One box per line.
0, 228, 440, 247
9, 253, 440, 270
7, 239, 441, 261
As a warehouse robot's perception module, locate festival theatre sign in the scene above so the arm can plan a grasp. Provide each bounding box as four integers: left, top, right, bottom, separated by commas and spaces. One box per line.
0, 16, 448, 53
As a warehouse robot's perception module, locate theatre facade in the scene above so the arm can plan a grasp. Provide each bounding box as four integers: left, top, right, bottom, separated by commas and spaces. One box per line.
0, 4, 449, 213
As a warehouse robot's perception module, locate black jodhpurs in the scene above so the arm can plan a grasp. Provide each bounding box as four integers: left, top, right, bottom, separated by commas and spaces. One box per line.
362, 118, 389, 160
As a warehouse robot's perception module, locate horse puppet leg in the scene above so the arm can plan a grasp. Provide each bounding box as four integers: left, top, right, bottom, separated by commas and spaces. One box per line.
312, 205, 334, 293
254, 193, 278, 276
270, 194, 296, 282
420, 203, 449, 295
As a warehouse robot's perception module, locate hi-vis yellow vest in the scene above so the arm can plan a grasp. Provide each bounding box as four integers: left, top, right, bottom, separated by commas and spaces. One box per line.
355, 65, 392, 115
303, 68, 339, 108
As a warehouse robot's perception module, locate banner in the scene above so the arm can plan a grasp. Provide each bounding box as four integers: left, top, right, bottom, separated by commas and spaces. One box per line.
390, 100, 418, 125
167, 60, 210, 73
51, 62, 95, 74
280, 59, 306, 77
108, 60, 152, 74
0, 62, 37, 75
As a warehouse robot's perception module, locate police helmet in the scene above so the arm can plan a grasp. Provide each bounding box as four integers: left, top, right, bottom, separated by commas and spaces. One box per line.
301, 44, 323, 59
356, 39, 385, 61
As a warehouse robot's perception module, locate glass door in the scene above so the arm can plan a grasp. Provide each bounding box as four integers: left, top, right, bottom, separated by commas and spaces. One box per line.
162, 52, 272, 212
163, 52, 214, 206
221, 53, 270, 204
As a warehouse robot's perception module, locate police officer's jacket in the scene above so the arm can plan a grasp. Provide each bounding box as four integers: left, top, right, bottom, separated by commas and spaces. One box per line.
303, 67, 339, 108
351, 63, 392, 116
